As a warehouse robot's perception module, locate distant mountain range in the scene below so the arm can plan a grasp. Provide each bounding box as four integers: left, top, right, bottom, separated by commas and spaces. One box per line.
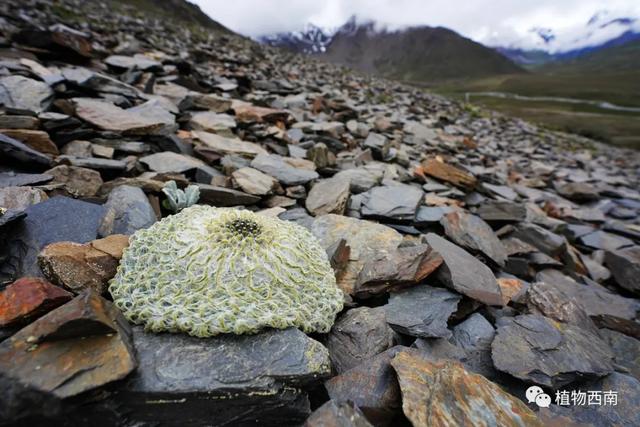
260, 16, 524, 83
259, 13, 639, 80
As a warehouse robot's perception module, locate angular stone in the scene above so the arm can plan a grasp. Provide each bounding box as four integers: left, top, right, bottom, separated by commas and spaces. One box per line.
305, 401, 373, 427
325, 347, 404, 425
98, 185, 156, 236
605, 246, 640, 294
555, 182, 599, 202
385, 285, 461, 338
38, 241, 120, 293
0, 196, 105, 282
579, 230, 634, 251
45, 165, 103, 198
355, 244, 443, 298
55, 155, 127, 174
233, 103, 289, 124
0, 291, 136, 398
333, 168, 382, 194
0, 129, 58, 156
361, 184, 423, 223
194, 130, 267, 158
189, 111, 236, 133
0, 172, 52, 188
62, 68, 137, 98
16, 24, 92, 59
421, 158, 477, 189
232, 167, 279, 195
413, 206, 453, 225
0, 186, 48, 210
511, 223, 566, 256
306, 177, 350, 216
327, 307, 397, 374
599, 329, 640, 380
450, 313, 495, 351
476, 200, 526, 222
197, 183, 261, 206
0, 76, 53, 115
140, 151, 212, 174
491, 314, 614, 388
424, 233, 503, 306
0, 115, 39, 130
390, 350, 542, 427
179, 92, 231, 112
311, 215, 403, 295
363, 133, 390, 159
105, 54, 161, 71
0, 277, 72, 327
114, 326, 328, 426
72, 98, 167, 135
0, 133, 52, 168
441, 210, 507, 267
482, 183, 518, 201
251, 153, 319, 186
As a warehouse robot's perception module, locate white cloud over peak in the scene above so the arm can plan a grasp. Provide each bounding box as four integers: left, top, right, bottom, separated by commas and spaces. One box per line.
192, 0, 640, 52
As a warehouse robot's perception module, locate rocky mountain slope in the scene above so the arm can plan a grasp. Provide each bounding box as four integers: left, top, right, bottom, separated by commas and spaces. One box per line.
1, 0, 640, 426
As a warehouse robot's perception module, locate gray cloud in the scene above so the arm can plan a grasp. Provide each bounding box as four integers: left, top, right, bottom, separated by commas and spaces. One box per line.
192, 0, 640, 52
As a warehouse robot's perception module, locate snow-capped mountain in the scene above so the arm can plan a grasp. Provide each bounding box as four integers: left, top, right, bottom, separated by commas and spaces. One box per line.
258, 23, 334, 54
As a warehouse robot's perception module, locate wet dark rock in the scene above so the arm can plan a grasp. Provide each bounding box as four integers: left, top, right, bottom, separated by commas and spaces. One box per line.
304, 401, 373, 427
605, 246, 640, 294
491, 314, 614, 388
326, 307, 397, 374
197, 183, 261, 206
440, 210, 507, 267
0, 132, 52, 168
325, 346, 404, 426
113, 326, 328, 426
251, 153, 319, 185
0, 196, 105, 282
0, 291, 136, 399
360, 184, 423, 223
15, 24, 92, 59
385, 285, 460, 338
424, 233, 503, 306
354, 244, 443, 298
98, 185, 156, 236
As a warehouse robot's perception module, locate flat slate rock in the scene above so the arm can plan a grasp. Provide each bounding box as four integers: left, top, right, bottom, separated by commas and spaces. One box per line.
605, 246, 640, 294
197, 183, 261, 206
0, 133, 52, 168
599, 329, 640, 380
390, 350, 542, 427
108, 326, 329, 426
0, 172, 53, 188
0, 75, 53, 115
360, 184, 423, 223
306, 177, 350, 216
491, 314, 614, 388
311, 214, 403, 295
251, 153, 319, 186
510, 223, 566, 256
98, 185, 157, 236
440, 210, 507, 267
385, 285, 461, 339
326, 307, 397, 374
0, 196, 105, 283
476, 200, 526, 222
424, 233, 503, 306
72, 98, 168, 135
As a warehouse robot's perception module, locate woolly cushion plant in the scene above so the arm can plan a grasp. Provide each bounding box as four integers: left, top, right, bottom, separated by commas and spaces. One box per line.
109, 205, 344, 337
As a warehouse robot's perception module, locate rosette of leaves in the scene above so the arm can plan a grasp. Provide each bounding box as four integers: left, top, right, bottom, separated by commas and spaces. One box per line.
109, 206, 344, 337
161, 180, 200, 213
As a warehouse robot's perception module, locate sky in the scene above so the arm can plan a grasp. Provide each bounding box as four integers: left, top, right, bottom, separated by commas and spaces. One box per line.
192, 0, 640, 53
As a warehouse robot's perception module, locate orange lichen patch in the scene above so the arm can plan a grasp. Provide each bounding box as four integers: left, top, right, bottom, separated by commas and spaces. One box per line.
390, 350, 543, 427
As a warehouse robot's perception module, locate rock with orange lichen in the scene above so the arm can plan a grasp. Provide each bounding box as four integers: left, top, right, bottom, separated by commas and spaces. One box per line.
390, 349, 543, 427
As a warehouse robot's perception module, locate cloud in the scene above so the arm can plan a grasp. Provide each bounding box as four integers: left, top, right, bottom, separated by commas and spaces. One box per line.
192, 0, 640, 52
